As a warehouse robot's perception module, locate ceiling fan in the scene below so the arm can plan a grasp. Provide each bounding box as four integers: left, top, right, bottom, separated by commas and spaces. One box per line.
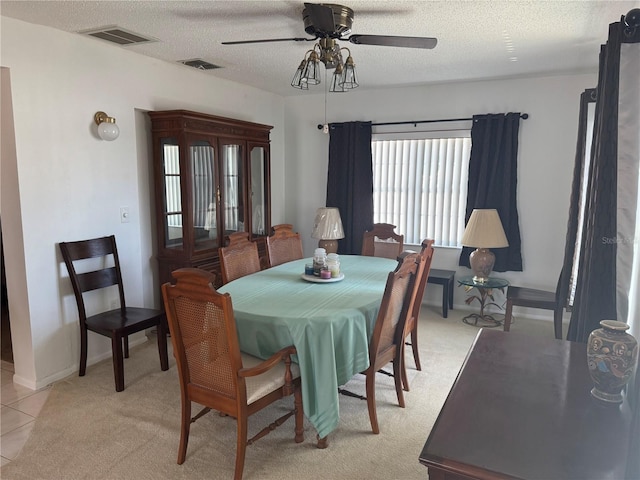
222, 3, 437, 92
221, 2, 438, 51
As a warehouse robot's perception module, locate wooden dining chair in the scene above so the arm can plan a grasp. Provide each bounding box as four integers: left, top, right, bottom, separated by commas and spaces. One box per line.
361, 223, 404, 259
341, 253, 418, 434
400, 239, 435, 391
219, 232, 262, 284
59, 235, 169, 392
161, 268, 304, 479
266, 224, 304, 267
504, 271, 565, 340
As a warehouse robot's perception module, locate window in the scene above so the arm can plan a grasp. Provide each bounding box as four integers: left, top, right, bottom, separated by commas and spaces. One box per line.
371, 132, 471, 247
568, 90, 596, 307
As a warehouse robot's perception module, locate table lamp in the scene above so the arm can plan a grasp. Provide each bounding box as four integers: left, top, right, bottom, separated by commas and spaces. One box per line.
311, 207, 344, 254
461, 209, 509, 283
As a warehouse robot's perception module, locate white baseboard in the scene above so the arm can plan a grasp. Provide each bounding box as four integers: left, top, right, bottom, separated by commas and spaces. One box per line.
11, 335, 150, 391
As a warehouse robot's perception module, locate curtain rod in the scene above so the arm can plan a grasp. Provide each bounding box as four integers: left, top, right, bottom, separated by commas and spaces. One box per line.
372, 113, 529, 127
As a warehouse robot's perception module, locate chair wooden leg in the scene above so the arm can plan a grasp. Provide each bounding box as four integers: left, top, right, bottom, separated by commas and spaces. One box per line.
112, 334, 125, 392
157, 318, 169, 371
293, 386, 304, 443
234, 416, 248, 480
411, 323, 421, 371
177, 397, 191, 464
401, 345, 410, 392
123, 336, 129, 359
553, 308, 563, 340
393, 357, 405, 409
365, 369, 380, 434
504, 300, 514, 332
79, 326, 88, 377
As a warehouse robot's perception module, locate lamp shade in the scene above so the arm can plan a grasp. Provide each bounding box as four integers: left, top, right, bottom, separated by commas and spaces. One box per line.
312, 207, 344, 240
461, 209, 509, 248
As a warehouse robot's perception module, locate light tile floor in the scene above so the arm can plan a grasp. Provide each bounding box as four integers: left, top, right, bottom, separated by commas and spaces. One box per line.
0, 360, 51, 467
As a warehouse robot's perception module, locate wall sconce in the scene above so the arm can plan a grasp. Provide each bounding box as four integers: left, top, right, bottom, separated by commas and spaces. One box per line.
94, 111, 119, 141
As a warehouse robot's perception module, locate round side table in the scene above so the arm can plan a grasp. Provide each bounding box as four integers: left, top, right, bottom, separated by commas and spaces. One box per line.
457, 276, 509, 327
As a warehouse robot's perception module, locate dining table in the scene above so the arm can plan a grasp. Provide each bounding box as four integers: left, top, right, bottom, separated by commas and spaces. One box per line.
217, 254, 397, 445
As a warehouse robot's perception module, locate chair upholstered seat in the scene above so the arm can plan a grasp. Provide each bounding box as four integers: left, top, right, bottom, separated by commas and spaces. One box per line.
242, 353, 301, 404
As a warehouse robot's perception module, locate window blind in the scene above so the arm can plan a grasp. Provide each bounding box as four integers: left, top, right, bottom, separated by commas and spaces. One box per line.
372, 137, 471, 247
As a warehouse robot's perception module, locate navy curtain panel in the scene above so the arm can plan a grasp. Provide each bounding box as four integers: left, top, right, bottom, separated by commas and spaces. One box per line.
566, 17, 640, 343
458, 113, 523, 272
326, 121, 373, 254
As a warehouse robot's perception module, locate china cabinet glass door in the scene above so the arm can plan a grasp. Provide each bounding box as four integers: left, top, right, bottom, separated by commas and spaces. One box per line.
220, 140, 245, 236
189, 139, 218, 250
161, 138, 183, 250
249, 144, 269, 236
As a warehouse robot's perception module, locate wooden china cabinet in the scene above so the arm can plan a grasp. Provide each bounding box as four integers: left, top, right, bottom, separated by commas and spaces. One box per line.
149, 110, 272, 287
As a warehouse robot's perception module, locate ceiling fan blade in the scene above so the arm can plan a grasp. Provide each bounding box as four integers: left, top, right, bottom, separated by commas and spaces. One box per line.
347, 35, 437, 49
304, 3, 336, 34
221, 37, 314, 45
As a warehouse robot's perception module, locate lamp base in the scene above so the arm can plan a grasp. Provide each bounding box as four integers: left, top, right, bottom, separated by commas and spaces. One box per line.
469, 248, 495, 283
318, 239, 339, 254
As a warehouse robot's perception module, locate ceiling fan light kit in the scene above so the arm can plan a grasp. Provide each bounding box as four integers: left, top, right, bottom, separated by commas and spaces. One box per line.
222, 2, 437, 93
291, 40, 358, 92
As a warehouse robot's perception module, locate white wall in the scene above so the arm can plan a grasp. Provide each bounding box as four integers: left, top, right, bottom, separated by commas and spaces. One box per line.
0, 17, 286, 389
283, 73, 598, 310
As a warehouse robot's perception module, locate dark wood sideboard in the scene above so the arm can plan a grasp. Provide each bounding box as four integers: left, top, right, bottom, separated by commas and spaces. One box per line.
419, 329, 634, 480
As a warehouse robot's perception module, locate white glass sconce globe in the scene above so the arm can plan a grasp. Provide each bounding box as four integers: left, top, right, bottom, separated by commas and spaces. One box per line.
94, 111, 120, 141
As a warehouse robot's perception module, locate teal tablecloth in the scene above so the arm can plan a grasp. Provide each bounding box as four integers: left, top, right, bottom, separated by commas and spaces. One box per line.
218, 255, 396, 439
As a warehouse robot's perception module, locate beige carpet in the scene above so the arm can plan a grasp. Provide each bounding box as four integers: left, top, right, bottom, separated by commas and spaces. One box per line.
0, 307, 560, 480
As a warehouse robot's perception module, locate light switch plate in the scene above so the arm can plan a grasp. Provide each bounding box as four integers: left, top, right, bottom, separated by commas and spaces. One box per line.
120, 207, 130, 223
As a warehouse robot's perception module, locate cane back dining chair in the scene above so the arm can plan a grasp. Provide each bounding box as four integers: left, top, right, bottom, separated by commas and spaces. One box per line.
219, 232, 262, 285
340, 252, 419, 434
400, 239, 435, 391
266, 224, 304, 267
161, 268, 304, 480
59, 235, 169, 392
503, 271, 565, 340
361, 223, 404, 259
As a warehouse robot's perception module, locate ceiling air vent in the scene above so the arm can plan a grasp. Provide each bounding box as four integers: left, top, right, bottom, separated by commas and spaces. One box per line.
179, 59, 222, 71
80, 26, 156, 46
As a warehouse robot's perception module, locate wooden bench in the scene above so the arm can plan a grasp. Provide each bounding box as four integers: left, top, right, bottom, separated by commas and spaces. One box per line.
427, 269, 455, 318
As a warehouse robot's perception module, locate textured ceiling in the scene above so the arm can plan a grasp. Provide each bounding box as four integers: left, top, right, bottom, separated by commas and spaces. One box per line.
1, 1, 637, 96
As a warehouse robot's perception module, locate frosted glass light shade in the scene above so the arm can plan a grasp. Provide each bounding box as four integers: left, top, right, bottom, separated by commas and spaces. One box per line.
98, 121, 120, 141
94, 111, 120, 141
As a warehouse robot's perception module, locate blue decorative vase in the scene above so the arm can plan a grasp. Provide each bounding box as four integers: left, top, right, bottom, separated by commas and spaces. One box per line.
587, 320, 638, 404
